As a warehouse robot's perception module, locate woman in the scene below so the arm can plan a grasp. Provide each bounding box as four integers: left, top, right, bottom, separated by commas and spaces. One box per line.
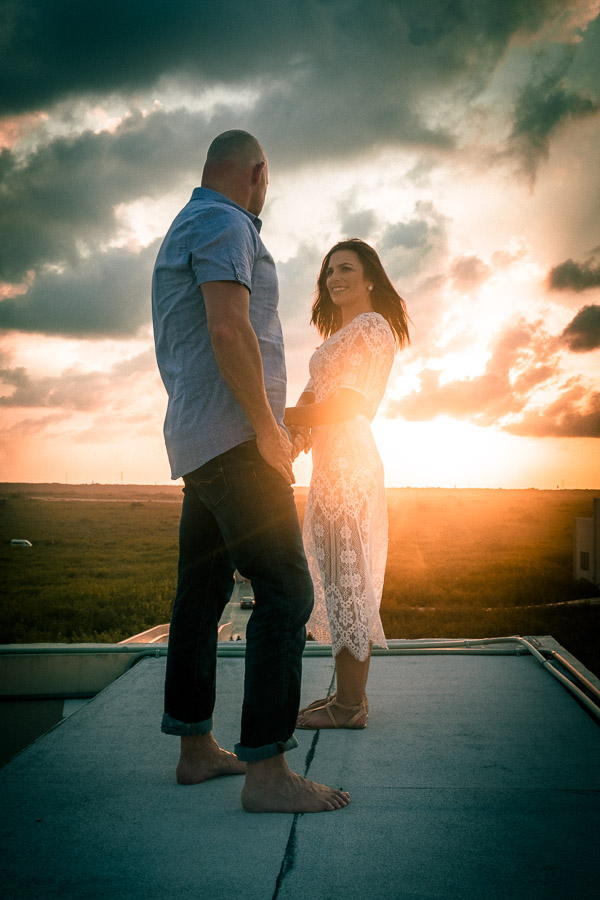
285, 239, 409, 729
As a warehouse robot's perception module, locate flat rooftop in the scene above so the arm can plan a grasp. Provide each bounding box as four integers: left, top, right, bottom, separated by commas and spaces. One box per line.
1, 638, 599, 899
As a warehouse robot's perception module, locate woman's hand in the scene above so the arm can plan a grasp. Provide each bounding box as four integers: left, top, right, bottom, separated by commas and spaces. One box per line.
290, 425, 312, 460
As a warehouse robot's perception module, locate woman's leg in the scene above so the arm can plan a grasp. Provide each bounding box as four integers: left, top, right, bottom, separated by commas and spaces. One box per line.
297, 645, 371, 728
335, 645, 371, 707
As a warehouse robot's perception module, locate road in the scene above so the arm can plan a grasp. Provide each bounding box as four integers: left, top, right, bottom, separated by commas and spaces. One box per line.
218, 579, 254, 641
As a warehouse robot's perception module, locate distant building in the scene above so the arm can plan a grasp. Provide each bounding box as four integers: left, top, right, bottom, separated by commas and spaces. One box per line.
574, 498, 600, 586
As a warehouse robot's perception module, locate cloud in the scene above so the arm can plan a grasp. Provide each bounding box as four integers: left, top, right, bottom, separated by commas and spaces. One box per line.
381, 220, 430, 252
0, 102, 444, 288
386, 317, 564, 429
387, 308, 600, 438
450, 254, 491, 291
1, 0, 576, 118
335, 199, 449, 283
390, 366, 518, 424
3, 0, 594, 193
275, 242, 323, 334
547, 249, 600, 292
0, 2, 596, 292
0, 110, 211, 283
0, 241, 159, 337
0, 412, 71, 446
338, 206, 379, 241
0, 347, 157, 411
506, 383, 600, 437
1, 0, 599, 480
379, 202, 451, 283
561, 304, 600, 351
508, 49, 600, 181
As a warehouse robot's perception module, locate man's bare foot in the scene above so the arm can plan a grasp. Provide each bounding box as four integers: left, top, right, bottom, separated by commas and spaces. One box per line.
176, 732, 246, 785
241, 753, 350, 813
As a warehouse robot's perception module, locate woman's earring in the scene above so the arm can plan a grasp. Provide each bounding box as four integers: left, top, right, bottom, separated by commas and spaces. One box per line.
368, 285, 374, 291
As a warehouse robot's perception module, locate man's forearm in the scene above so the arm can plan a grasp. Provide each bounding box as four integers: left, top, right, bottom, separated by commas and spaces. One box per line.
210, 320, 280, 438
202, 278, 293, 483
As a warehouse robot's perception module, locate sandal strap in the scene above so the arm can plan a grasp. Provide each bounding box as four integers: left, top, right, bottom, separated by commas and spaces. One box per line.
323, 698, 366, 728
330, 699, 363, 712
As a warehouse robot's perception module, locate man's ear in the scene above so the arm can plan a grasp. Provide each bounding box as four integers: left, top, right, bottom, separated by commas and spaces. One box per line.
252, 160, 266, 184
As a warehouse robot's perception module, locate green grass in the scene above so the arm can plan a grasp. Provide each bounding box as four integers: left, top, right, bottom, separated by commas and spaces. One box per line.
1, 484, 599, 677
0, 492, 180, 642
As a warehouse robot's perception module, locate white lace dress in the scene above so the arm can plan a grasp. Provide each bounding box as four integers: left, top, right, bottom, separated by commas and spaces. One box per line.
303, 311, 395, 661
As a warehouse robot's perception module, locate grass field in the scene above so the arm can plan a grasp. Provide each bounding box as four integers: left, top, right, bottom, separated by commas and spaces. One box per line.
1, 483, 599, 677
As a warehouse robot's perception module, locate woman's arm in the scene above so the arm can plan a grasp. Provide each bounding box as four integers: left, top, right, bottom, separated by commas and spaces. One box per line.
288, 391, 314, 458
285, 388, 368, 428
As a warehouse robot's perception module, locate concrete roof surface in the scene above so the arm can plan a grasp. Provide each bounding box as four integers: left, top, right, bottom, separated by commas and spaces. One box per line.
1, 641, 599, 899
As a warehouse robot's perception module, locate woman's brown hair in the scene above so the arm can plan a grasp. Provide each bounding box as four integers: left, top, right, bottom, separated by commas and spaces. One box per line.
311, 239, 410, 347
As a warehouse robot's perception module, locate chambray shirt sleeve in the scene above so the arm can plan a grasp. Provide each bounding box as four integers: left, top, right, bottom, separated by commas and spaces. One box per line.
189, 207, 257, 291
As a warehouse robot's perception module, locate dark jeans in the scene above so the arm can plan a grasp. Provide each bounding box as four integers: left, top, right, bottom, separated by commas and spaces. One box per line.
161, 440, 314, 761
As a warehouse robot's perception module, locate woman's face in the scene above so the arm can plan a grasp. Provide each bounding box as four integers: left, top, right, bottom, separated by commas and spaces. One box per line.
325, 250, 372, 309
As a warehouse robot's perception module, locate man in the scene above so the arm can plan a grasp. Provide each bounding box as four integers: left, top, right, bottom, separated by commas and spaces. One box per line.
152, 130, 349, 813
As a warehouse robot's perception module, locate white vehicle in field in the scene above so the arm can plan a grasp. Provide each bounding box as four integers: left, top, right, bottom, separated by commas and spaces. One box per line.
11, 539, 32, 547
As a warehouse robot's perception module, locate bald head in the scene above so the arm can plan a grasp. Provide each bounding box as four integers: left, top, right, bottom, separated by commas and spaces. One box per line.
201, 130, 269, 215
205, 130, 264, 168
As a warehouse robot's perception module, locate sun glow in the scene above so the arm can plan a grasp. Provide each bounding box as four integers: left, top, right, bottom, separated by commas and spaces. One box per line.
372, 417, 562, 488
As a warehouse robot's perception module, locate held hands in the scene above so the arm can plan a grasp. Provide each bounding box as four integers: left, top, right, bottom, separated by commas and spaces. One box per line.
256, 425, 295, 484
290, 426, 312, 460
283, 407, 312, 461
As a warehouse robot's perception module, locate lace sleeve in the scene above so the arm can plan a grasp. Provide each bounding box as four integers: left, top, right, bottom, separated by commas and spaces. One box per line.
338, 314, 395, 407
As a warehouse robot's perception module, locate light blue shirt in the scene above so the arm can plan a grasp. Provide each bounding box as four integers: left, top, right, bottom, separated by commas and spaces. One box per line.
152, 188, 286, 479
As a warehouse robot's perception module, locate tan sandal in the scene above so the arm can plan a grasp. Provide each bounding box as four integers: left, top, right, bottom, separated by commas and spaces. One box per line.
298, 693, 368, 716
297, 697, 367, 730
298, 693, 336, 716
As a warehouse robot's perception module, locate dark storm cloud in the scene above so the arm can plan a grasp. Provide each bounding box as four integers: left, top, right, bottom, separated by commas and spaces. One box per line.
1, 1, 576, 119
0, 110, 212, 282
1, 1, 596, 339
0, 241, 160, 336
0, 0, 302, 115
561, 305, 600, 352
547, 250, 600, 292
0, 98, 448, 289
508, 49, 600, 181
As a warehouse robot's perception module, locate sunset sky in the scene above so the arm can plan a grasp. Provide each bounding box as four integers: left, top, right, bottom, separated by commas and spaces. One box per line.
1, 0, 599, 488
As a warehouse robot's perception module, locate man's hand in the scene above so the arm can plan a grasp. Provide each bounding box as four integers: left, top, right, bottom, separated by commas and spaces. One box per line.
256, 425, 295, 484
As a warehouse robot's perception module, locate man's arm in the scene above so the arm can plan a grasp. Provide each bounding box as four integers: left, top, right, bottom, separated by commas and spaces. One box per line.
202, 280, 294, 484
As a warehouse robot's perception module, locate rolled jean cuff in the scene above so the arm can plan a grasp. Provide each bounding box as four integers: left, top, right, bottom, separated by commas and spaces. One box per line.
161, 713, 213, 736
234, 734, 299, 762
